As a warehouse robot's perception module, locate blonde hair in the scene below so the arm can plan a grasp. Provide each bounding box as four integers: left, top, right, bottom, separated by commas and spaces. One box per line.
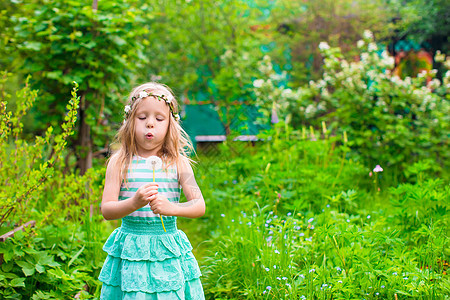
110, 82, 194, 182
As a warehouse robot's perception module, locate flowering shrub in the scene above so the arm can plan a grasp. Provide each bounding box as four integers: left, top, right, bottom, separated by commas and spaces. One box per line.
253, 30, 449, 175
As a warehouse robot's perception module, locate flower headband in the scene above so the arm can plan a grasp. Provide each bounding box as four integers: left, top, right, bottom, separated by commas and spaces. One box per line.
124, 90, 180, 121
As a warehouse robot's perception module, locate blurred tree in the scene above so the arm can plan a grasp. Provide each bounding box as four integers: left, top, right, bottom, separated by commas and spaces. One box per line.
139, 1, 265, 133
265, 0, 398, 83
7, 0, 152, 174
386, 0, 450, 52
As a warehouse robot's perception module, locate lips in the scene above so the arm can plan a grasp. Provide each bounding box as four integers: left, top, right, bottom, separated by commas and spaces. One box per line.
145, 133, 154, 139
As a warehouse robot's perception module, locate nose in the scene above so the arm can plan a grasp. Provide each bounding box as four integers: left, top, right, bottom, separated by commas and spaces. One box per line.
146, 118, 154, 128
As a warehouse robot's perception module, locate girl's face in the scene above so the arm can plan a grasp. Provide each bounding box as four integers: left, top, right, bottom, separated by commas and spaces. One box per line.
133, 96, 170, 158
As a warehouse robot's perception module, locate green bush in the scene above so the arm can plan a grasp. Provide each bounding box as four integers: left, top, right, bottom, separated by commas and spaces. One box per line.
0, 72, 79, 227
198, 131, 449, 299
0, 74, 109, 298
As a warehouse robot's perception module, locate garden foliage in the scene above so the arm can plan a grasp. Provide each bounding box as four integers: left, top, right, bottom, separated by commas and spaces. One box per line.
253, 32, 449, 177
0, 75, 107, 299
195, 127, 449, 299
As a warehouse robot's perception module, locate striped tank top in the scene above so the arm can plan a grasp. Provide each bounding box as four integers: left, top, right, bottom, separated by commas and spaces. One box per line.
119, 156, 180, 225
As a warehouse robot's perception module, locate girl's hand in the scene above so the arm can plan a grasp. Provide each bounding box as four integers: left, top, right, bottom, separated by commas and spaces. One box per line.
132, 182, 158, 209
149, 194, 177, 216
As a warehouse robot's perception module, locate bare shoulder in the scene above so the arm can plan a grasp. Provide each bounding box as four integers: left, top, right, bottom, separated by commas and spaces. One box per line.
177, 156, 196, 183
105, 153, 122, 182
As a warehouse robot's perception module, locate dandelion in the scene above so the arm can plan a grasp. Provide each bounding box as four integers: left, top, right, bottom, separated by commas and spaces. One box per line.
367, 215, 371, 219
231, 219, 234, 222
273, 265, 277, 269
403, 277, 408, 280
287, 212, 292, 216
309, 268, 315, 273
381, 285, 385, 288
299, 232, 305, 237
282, 277, 287, 280
265, 267, 270, 272
247, 222, 252, 226
308, 217, 314, 223
277, 277, 281, 280
357, 40, 365, 48
373, 165, 383, 172
326, 204, 330, 208
220, 214, 225, 217
305, 237, 312, 242
336, 266, 342, 272
274, 250, 280, 254
393, 272, 397, 276
286, 283, 291, 287
338, 280, 343, 284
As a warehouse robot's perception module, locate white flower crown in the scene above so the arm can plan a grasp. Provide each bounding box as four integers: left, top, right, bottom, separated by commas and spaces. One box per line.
124, 90, 180, 121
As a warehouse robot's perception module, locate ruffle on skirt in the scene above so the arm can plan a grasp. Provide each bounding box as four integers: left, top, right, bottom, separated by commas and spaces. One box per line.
99, 218, 204, 300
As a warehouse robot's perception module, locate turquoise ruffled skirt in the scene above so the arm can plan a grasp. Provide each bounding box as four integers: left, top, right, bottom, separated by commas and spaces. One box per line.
99, 217, 204, 299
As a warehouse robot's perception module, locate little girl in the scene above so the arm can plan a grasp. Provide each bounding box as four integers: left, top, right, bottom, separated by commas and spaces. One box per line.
98, 82, 205, 299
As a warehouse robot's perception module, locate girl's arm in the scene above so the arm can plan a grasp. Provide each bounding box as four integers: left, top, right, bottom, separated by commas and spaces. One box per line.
101, 155, 157, 220
172, 157, 206, 218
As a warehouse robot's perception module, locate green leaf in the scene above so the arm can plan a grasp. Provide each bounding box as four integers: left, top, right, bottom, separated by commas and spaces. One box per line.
10, 278, 25, 287
22, 41, 42, 51
35, 264, 45, 273
16, 260, 35, 276
68, 245, 85, 267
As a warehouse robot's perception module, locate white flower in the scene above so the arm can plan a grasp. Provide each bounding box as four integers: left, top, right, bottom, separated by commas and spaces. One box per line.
444, 57, 450, 69
357, 40, 365, 48
363, 30, 373, 40
434, 50, 445, 63
139, 91, 149, 98
368, 42, 378, 52
174, 114, 180, 121
150, 74, 162, 81
124, 105, 131, 113
361, 53, 369, 61
165, 96, 173, 104
253, 79, 264, 88
373, 165, 383, 172
318, 42, 330, 51
427, 78, 441, 89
